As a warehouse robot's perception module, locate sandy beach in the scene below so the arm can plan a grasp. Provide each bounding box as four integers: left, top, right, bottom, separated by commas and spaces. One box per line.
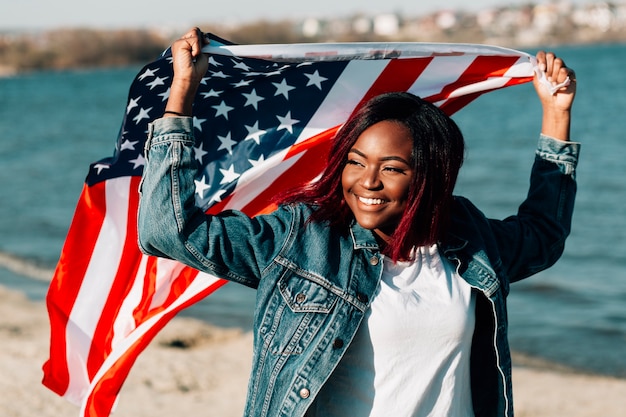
1, 283, 625, 417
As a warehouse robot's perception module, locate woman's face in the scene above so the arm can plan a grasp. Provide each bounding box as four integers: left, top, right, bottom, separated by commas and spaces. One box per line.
342, 120, 414, 244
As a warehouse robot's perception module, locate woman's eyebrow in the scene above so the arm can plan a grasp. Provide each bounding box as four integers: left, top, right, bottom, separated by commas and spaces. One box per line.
348, 148, 411, 165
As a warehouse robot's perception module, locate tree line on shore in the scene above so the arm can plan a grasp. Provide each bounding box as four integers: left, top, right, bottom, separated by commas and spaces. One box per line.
0, 22, 324, 74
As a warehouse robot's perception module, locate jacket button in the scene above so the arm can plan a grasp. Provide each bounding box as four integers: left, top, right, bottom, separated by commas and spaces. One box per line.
296, 293, 306, 303
299, 388, 310, 399
332, 338, 344, 349
369, 256, 379, 266
356, 292, 368, 303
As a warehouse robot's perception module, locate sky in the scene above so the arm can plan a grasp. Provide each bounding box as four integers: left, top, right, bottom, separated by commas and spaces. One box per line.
1, 0, 540, 31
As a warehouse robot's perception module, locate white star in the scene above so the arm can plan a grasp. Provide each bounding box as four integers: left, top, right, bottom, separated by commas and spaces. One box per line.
138, 68, 157, 80
304, 70, 328, 90
209, 188, 227, 204
127, 96, 140, 114
276, 111, 300, 134
193, 143, 208, 162
242, 89, 264, 110
93, 163, 110, 174
146, 76, 168, 90
210, 70, 229, 79
217, 132, 237, 154
233, 79, 252, 88
133, 107, 153, 124
208, 56, 222, 67
194, 175, 211, 198
273, 79, 295, 99
212, 101, 234, 120
129, 154, 146, 169
120, 139, 138, 151
201, 89, 222, 99
232, 60, 251, 71
219, 164, 241, 185
248, 154, 266, 168
158, 87, 170, 102
244, 121, 267, 145
264, 70, 283, 77
193, 116, 207, 132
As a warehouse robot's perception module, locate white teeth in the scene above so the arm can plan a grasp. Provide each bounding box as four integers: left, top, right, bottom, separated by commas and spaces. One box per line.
358, 196, 385, 205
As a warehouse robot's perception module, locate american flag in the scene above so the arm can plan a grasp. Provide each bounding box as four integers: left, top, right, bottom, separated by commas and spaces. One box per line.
42, 34, 535, 416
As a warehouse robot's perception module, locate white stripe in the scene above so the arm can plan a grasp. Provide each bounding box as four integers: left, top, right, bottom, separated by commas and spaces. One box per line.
111, 254, 148, 348
80, 271, 223, 415
297, 59, 390, 136
407, 54, 477, 99
63, 177, 131, 404
203, 42, 531, 62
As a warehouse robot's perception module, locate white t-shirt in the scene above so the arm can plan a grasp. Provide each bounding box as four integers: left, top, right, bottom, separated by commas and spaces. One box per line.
309, 245, 476, 417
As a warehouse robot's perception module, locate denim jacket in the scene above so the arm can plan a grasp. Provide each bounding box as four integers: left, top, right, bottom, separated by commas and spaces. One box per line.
138, 117, 579, 417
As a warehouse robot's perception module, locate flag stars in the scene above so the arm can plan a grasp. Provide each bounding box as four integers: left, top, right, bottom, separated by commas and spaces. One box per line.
93, 163, 110, 175
248, 154, 266, 168
304, 70, 328, 90
219, 164, 241, 185
232, 79, 253, 88
208, 56, 222, 67
193, 143, 208, 162
210, 70, 229, 79
217, 132, 237, 155
138, 67, 157, 80
209, 188, 227, 204
232, 60, 251, 71
201, 89, 222, 99
193, 116, 207, 131
146, 76, 168, 90
276, 111, 300, 134
242, 89, 264, 110
244, 121, 267, 145
127, 96, 140, 114
129, 154, 146, 169
273, 79, 296, 99
158, 87, 170, 102
133, 107, 153, 124
120, 139, 139, 151
194, 175, 211, 198
212, 101, 234, 119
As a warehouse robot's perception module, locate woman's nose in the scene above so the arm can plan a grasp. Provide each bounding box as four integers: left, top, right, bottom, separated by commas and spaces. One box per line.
359, 167, 382, 190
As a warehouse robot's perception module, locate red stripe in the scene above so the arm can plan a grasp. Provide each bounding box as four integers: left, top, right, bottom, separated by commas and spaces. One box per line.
426, 55, 523, 104
239, 127, 339, 216
82, 278, 227, 417
356, 57, 433, 110
42, 182, 108, 395
86, 176, 143, 379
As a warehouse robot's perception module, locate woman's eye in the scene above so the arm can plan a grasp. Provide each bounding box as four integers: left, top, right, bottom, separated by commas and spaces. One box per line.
346, 159, 363, 166
384, 166, 406, 174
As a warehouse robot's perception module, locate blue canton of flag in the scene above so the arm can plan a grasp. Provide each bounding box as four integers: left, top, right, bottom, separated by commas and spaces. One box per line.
88, 36, 348, 214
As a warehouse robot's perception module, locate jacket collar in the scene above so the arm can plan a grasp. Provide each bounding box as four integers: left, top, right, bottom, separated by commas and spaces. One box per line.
349, 221, 381, 251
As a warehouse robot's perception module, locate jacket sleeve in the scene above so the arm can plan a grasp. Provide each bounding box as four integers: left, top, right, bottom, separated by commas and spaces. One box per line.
136, 116, 291, 289
489, 134, 580, 282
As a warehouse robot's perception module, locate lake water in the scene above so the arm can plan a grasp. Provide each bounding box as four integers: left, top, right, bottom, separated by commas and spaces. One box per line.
1, 42, 625, 377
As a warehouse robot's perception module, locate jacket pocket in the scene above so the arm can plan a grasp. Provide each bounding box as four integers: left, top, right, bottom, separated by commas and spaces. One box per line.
260, 271, 338, 356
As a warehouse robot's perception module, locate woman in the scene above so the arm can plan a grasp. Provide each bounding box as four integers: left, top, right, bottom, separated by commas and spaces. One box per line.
138, 28, 578, 416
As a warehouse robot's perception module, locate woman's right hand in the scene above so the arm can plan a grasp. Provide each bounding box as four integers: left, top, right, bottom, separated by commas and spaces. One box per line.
164, 28, 210, 117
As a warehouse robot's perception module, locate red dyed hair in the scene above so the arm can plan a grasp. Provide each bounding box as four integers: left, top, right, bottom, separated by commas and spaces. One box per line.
277, 92, 465, 261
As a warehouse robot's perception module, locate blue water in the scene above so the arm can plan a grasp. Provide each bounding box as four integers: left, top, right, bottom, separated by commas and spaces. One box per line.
1, 43, 625, 377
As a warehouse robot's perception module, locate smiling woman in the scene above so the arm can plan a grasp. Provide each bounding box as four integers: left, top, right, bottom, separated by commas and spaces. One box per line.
136, 28, 579, 417
283, 92, 465, 261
